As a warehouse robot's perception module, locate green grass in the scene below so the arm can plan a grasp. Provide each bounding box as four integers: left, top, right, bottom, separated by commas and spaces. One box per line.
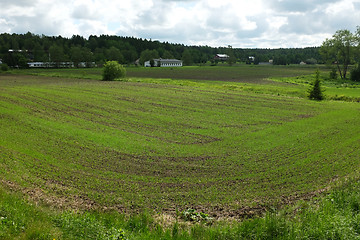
1, 65, 360, 238
270, 70, 360, 101
3, 177, 360, 239
1, 70, 360, 212
12, 65, 360, 101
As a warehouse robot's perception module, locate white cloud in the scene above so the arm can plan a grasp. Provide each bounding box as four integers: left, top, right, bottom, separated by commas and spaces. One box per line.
0, 0, 359, 48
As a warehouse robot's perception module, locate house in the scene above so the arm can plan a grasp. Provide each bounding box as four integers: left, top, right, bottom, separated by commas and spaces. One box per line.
144, 59, 183, 67
214, 54, 229, 61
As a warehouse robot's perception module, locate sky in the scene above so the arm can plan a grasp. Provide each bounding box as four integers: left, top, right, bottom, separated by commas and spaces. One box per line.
1, 0, 360, 48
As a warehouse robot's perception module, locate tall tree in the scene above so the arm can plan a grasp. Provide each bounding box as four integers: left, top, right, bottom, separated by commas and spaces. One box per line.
320, 29, 359, 79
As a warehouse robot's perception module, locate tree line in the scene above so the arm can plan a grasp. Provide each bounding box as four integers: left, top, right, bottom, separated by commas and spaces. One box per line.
0, 32, 321, 68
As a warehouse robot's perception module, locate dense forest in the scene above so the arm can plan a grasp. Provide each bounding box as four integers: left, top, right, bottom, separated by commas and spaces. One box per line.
0, 32, 321, 67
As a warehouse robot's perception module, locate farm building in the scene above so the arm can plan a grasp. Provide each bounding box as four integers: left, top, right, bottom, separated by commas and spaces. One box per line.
214, 54, 229, 61
144, 59, 183, 67
27, 62, 96, 68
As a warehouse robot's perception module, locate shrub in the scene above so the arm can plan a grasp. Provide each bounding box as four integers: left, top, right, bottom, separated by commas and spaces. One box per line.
102, 61, 126, 81
1, 63, 9, 72
181, 209, 214, 225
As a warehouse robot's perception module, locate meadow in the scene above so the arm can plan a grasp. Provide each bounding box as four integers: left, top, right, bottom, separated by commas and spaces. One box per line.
1, 65, 360, 239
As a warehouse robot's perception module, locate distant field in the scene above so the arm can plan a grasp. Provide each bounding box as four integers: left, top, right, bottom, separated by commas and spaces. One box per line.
126, 65, 319, 83
1, 67, 360, 218
18, 64, 319, 83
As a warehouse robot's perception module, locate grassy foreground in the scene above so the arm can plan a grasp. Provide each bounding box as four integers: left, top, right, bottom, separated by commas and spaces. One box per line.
2, 178, 360, 239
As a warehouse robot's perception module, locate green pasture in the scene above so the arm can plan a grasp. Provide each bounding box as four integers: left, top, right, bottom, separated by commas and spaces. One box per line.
13, 65, 360, 101
1, 65, 360, 213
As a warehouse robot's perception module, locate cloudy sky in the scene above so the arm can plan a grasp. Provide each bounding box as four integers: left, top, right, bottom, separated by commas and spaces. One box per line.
1, 0, 360, 48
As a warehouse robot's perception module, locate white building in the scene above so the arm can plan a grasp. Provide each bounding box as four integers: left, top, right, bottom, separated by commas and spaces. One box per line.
144, 59, 183, 67
27, 62, 95, 68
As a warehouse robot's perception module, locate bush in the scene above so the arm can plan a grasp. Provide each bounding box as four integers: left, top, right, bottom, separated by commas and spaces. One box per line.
305, 58, 318, 65
350, 64, 360, 81
1, 63, 9, 72
102, 61, 126, 81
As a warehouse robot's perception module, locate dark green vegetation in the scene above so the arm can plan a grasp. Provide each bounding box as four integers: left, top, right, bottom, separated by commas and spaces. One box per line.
351, 63, 360, 81
0, 32, 320, 67
1, 65, 360, 239
307, 70, 324, 101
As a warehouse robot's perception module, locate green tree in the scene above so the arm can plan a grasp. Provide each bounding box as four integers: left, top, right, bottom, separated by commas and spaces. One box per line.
33, 43, 47, 62
122, 49, 138, 64
82, 47, 94, 67
308, 70, 324, 100
273, 55, 288, 65
226, 46, 236, 66
162, 50, 174, 59
70, 46, 83, 67
102, 61, 126, 81
182, 49, 192, 66
106, 46, 125, 64
49, 44, 67, 67
320, 29, 359, 79
149, 59, 155, 67
139, 49, 159, 65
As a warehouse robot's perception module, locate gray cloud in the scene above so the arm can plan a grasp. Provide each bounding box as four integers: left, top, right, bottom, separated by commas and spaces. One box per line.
0, 0, 37, 7
1, 0, 359, 48
72, 5, 94, 20
9, 14, 64, 36
268, 0, 339, 13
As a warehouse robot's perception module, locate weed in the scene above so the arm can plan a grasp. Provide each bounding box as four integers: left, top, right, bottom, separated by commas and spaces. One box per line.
181, 209, 214, 225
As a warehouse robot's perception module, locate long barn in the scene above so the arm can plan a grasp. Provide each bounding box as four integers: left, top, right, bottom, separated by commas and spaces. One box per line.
144, 59, 183, 67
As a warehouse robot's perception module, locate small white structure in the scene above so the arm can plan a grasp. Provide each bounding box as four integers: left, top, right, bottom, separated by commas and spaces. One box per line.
144, 59, 183, 67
